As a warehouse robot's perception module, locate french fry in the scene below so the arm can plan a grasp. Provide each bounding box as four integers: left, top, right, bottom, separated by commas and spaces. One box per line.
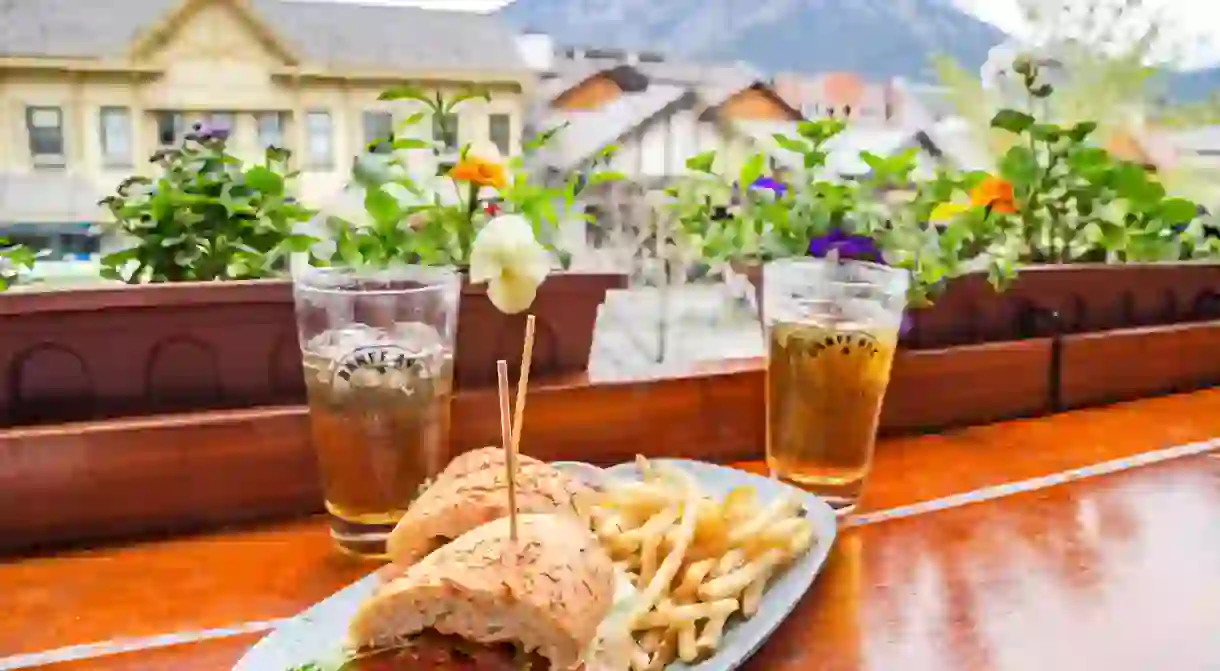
678, 623, 699, 663
697, 611, 730, 651
633, 599, 739, 629
741, 566, 773, 617
699, 549, 785, 601
585, 455, 819, 667
672, 558, 716, 601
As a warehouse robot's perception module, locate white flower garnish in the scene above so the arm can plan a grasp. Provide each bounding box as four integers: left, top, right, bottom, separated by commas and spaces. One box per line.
469, 214, 551, 314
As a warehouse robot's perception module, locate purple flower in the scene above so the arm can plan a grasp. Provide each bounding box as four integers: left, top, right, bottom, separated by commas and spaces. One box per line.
807, 227, 883, 264
750, 176, 787, 197
187, 122, 230, 143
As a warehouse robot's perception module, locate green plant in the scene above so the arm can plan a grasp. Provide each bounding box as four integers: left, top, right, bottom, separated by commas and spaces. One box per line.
987, 56, 1216, 263
318, 87, 623, 270
665, 119, 1014, 305
0, 239, 36, 291
98, 126, 317, 283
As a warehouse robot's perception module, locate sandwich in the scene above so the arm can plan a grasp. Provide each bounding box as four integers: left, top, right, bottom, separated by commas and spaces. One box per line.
385, 447, 592, 568
345, 513, 633, 671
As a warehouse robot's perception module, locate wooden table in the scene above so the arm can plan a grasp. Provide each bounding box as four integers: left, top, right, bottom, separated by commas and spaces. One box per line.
3, 389, 1220, 670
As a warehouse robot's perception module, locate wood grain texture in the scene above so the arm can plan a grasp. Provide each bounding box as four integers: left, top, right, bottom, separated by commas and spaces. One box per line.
13, 451, 1220, 670
5, 390, 1220, 658
880, 339, 1052, 431
4, 330, 1217, 555
0, 364, 761, 554
1059, 320, 1220, 409
749, 455, 1220, 671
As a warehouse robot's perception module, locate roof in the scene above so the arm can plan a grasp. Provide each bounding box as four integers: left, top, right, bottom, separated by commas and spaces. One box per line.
540, 55, 760, 103
0, 0, 527, 73
538, 84, 691, 170
0, 173, 107, 223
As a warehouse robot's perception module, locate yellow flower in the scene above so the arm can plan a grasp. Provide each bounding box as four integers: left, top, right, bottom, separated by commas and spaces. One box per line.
929, 202, 970, 223
469, 214, 551, 314
448, 156, 507, 190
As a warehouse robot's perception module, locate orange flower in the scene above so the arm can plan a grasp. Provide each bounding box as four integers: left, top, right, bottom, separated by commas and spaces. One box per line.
970, 175, 1017, 214
448, 156, 507, 190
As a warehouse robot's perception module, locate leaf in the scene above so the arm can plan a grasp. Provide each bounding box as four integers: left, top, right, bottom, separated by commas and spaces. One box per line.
443, 88, 491, 113
803, 150, 827, 169
685, 151, 716, 173
1066, 121, 1098, 143
771, 134, 808, 155
391, 137, 433, 151
1159, 197, 1199, 225
998, 146, 1038, 186
588, 171, 627, 185
364, 187, 402, 226
243, 165, 284, 196
990, 109, 1036, 134
281, 234, 320, 253
1030, 123, 1062, 142
738, 153, 766, 192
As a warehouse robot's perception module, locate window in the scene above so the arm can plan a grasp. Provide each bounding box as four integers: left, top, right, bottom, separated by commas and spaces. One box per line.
362, 110, 394, 154
433, 113, 459, 152
256, 112, 285, 148
99, 107, 132, 167
305, 111, 333, 168
26, 106, 65, 166
206, 112, 235, 140
489, 114, 512, 156
156, 112, 185, 146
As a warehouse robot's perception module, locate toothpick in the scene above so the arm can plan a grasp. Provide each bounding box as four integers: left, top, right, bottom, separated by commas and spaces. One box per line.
496, 360, 518, 542
510, 314, 537, 456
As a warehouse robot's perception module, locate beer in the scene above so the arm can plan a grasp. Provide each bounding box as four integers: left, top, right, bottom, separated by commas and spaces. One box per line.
302, 323, 454, 557
766, 319, 897, 511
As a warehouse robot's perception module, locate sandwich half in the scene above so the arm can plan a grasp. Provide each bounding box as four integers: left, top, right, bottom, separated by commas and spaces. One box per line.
385, 447, 591, 568
347, 513, 622, 671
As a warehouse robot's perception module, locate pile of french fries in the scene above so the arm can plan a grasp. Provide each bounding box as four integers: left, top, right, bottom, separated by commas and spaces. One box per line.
583, 456, 816, 670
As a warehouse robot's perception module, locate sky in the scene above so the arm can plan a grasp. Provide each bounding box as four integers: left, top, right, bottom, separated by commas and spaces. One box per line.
308, 0, 1220, 68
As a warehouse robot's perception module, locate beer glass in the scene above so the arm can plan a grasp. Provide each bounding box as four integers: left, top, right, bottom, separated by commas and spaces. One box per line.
293, 265, 460, 557
763, 257, 908, 514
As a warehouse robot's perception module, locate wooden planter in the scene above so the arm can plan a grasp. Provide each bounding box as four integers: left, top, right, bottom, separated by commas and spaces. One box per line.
0, 273, 625, 428
1059, 320, 1220, 409
454, 272, 626, 388
904, 263, 1220, 349
881, 339, 1054, 433
0, 282, 303, 428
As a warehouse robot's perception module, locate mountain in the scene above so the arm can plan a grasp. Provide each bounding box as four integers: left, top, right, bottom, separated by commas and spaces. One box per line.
499, 0, 1220, 102
1164, 68, 1220, 103
499, 0, 1005, 82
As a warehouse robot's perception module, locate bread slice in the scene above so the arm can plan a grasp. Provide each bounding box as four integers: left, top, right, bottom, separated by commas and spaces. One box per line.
385, 447, 589, 567
348, 513, 616, 670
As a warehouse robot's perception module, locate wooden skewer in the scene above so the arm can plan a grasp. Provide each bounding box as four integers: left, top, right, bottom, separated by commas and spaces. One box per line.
495, 359, 518, 542
507, 315, 537, 541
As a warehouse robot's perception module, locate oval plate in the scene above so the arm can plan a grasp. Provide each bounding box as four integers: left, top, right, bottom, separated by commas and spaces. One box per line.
234, 459, 838, 671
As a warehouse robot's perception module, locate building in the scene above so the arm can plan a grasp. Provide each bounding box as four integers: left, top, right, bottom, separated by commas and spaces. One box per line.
525, 40, 804, 182
0, 0, 533, 261
772, 71, 901, 125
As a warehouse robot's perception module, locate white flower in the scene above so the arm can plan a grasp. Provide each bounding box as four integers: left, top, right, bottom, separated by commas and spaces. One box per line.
469, 214, 551, 314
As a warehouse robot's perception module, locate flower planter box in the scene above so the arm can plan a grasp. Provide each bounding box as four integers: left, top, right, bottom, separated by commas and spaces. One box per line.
1059, 320, 1220, 409
0, 273, 626, 428
0, 282, 303, 428
881, 339, 1054, 433
454, 272, 627, 388
904, 263, 1220, 349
